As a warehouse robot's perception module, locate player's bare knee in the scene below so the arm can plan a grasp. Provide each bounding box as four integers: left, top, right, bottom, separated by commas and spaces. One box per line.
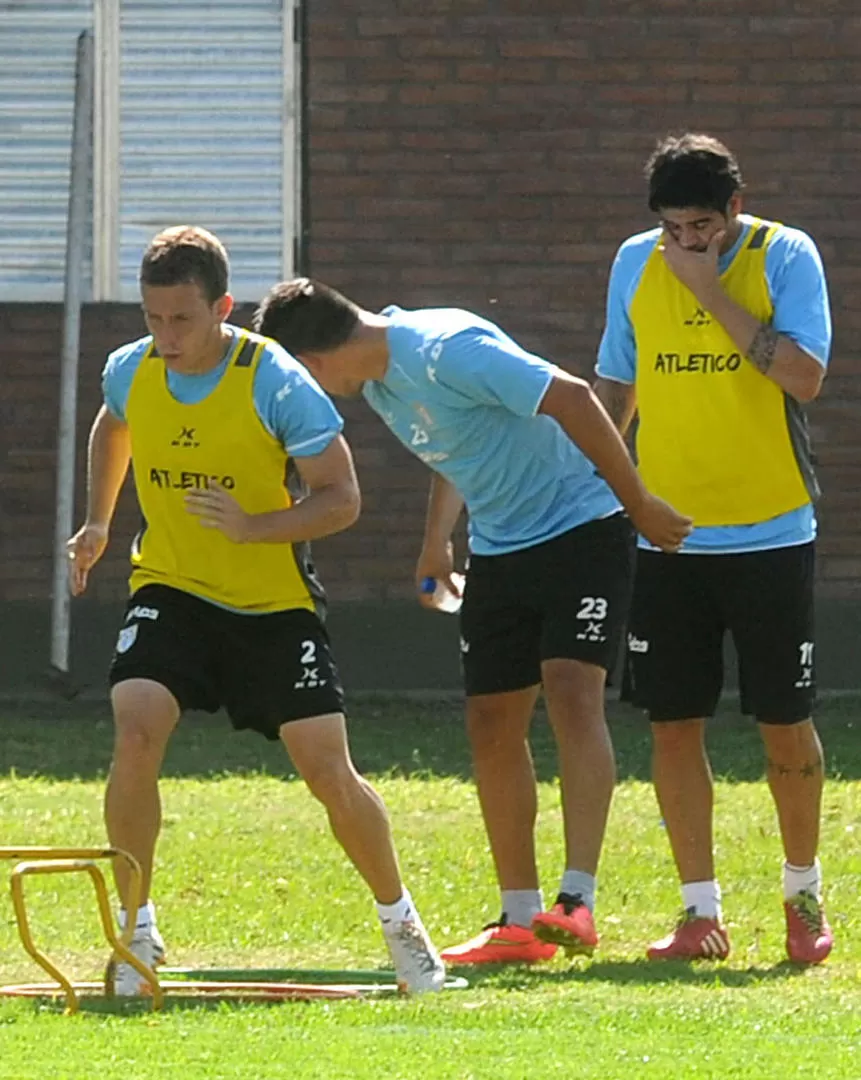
759, 717, 821, 760
651, 718, 705, 753
466, 689, 534, 748
300, 755, 359, 810
466, 696, 498, 732
542, 660, 605, 722
465, 704, 513, 757
110, 681, 177, 763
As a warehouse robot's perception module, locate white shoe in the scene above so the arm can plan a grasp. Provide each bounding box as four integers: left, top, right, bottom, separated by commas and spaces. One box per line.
109, 925, 165, 996
383, 915, 446, 995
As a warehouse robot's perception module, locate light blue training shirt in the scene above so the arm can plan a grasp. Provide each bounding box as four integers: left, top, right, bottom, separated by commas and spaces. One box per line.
102, 324, 344, 456
595, 215, 831, 553
363, 306, 621, 556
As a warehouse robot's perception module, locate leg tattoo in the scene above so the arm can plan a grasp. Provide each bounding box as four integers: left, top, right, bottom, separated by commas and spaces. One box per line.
767, 758, 823, 779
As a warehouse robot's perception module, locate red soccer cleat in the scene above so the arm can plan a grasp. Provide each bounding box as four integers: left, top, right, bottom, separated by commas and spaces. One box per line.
647, 909, 730, 961
440, 918, 557, 965
531, 893, 599, 957
784, 891, 833, 965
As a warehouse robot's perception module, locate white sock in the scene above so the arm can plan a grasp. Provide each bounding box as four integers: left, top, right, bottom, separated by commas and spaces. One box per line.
559, 870, 597, 913
377, 888, 415, 927
681, 880, 722, 920
501, 889, 544, 928
118, 900, 156, 932
784, 858, 822, 902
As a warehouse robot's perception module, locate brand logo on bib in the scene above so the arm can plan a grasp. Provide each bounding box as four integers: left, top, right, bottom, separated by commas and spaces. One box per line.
684, 306, 712, 328
171, 426, 200, 448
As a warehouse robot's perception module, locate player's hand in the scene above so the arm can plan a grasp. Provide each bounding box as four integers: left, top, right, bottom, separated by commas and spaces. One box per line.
66, 523, 109, 596
659, 227, 725, 303
185, 484, 251, 543
629, 494, 693, 554
415, 540, 461, 609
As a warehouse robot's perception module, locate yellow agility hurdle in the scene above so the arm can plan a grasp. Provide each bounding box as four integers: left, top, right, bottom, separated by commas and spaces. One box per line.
0, 846, 163, 1014
0, 848, 469, 1011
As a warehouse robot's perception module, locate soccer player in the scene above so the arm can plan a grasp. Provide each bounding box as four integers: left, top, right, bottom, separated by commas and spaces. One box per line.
255, 280, 692, 965
594, 133, 833, 964
66, 226, 445, 995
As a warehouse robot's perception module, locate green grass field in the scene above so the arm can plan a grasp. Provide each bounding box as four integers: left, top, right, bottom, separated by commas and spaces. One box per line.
0, 694, 859, 1078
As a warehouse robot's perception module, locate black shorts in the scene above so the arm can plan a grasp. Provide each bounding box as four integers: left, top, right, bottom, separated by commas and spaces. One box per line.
459, 513, 635, 697
108, 585, 346, 740
622, 543, 815, 724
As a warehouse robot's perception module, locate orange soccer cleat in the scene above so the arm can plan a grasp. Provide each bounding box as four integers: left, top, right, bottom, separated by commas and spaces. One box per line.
440, 917, 557, 965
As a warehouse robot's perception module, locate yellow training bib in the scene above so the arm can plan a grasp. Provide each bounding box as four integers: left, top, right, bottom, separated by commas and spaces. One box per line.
125, 330, 317, 613
630, 216, 815, 526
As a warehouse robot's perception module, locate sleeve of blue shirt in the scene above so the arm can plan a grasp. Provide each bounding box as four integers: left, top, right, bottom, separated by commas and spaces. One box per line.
102, 342, 144, 421
253, 344, 344, 456
595, 235, 655, 384
766, 227, 832, 368
429, 328, 556, 417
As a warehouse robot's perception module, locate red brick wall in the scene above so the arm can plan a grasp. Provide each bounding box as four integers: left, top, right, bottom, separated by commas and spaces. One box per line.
305, 2, 861, 598
1, 2, 859, 605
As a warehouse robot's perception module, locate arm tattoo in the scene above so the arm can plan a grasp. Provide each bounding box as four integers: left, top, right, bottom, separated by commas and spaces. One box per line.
748, 324, 779, 374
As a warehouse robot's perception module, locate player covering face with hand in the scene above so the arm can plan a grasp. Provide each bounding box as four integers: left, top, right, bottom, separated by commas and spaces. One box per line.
595, 133, 833, 965
256, 279, 691, 965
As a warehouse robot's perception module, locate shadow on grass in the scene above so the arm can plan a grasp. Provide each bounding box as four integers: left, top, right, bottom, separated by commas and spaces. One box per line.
1, 966, 466, 1017
449, 957, 811, 990
5, 995, 332, 1018
1, 693, 860, 783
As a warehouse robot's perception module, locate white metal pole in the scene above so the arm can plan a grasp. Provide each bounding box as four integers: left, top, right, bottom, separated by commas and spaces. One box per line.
282, 0, 303, 277
93, 0, 120, 300
50, 29, 94, 676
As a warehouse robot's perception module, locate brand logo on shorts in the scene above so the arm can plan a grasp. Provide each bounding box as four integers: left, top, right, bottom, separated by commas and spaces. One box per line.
627, 634, 649, 654
294, 666, 327, 690
126, 605, 159, 622
115, 625, 139, 654
459, 636, 470, 655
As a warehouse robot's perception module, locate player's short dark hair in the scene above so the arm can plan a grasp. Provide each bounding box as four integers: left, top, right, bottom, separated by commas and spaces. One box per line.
646, 133, 743, 214
139, 225, 229, 304
253, 278, 361, 354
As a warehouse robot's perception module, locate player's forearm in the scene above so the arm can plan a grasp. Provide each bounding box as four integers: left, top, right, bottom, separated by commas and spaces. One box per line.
593, 376, 637, 436
540, 373, 649, 517
699, 285, 825, 403
422, 473, 464, 549
244, 482, 360, 543
86, 405, 131, 528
